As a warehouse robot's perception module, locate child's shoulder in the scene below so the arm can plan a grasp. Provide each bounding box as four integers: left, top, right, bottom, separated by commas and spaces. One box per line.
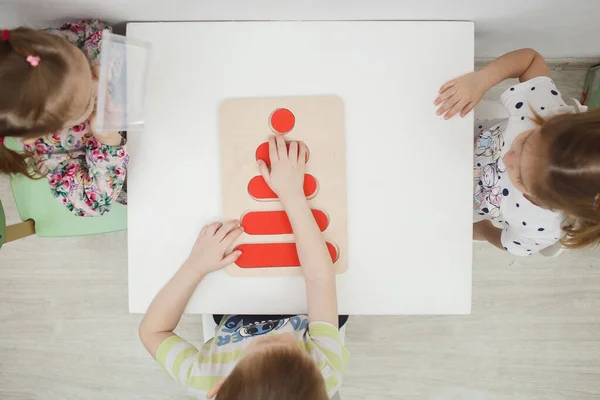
500, 76, 572, 119
46, 20, 110, 35
45, 20, 111, 58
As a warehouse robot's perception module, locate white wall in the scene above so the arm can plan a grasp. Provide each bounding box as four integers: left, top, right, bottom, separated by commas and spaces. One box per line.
1, 0, 599, 58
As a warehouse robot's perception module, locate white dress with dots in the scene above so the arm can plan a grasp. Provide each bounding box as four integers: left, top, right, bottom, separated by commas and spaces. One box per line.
473, 76, 579, 256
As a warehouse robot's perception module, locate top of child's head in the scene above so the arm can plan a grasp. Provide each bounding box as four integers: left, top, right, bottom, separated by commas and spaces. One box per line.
209, 333, 329, 400
507, 108, 600, 249
0, 27, 98, 176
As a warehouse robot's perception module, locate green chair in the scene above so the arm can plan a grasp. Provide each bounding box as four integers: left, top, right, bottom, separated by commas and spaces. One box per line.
0, 137, 127, 250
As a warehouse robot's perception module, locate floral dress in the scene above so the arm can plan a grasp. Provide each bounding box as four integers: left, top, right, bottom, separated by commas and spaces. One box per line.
22, 20, 128, 217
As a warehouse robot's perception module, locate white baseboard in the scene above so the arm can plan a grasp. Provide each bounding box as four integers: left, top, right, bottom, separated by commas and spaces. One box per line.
476, 58, 600, 71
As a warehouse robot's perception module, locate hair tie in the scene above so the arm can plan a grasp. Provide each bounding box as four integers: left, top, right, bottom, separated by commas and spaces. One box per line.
594, 194, 600, 212
1, 29, 9, 41
0, 137, 5, 144
26, 55, 40, 67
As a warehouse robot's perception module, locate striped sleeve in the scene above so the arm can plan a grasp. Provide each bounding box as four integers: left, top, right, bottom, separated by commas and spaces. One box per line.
308, 322, 350, 397
155, 335, 216, 399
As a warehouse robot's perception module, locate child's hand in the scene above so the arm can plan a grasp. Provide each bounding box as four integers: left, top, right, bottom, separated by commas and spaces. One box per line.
91, 65, 100, 80
88, 112, 123, 146
185, 220, 243, 274
473, 220, 488, 241
434, 71, 488, 119
257, 135, 307, 203
89, 66, 124, 146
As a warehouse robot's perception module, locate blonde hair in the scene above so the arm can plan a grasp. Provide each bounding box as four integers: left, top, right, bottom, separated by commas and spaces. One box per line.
530, 106, 600, 249
216, 346, 329, 400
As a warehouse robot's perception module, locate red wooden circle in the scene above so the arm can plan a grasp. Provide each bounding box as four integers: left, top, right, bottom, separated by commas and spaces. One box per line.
269, 108, 295, 134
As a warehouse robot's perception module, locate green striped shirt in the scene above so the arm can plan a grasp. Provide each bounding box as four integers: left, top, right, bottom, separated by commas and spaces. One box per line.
156, 315, 349, 399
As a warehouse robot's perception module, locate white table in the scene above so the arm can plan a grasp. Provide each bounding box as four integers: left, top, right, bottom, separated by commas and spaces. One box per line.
127, 21, 474, 315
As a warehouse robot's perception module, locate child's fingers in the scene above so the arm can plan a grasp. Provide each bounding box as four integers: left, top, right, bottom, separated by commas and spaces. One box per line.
268, 135, 278, 163
436, 95, 460, 116
257, 159, 270, 183
298, 142, 307, 167
89, 113, 97, 133
439, 79, 457, 94
444, 101, 466, 119
434, 89, 455, 105
289, 141, 299, 165
276, 135, 287, 159
434, 87, 457, 107
199, 224, 208, 237
445, 99, 469, 120
91, 65, 100, 80
439, 87, 458, 101
221, 226, 244, 249
460, 102, 475, 118
204, 222, 223, 237
219, 250, 242, 268
215, 219, 240, 241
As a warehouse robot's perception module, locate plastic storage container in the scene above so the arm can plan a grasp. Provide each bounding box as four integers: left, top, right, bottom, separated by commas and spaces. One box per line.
95, 30, 151, 133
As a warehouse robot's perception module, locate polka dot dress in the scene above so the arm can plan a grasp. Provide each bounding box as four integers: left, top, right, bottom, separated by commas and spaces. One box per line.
473, 76, 574, 256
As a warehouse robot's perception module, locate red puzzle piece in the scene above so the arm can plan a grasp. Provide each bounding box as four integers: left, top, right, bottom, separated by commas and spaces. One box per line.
234, 242, 339, 268
269, 108, 295, 134
247, 174, 318, 200
241, 209, 329, 235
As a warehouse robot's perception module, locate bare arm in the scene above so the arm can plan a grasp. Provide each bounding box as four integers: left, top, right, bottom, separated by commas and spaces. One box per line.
90, 67, 122, 146
473, 220, 503, 250
479, 48, 550, 86
139, 221, 243, 358
283, 194, 338, 327
435, 48, 551, 119
257, 136, 339, 327
139, 265, 205, 357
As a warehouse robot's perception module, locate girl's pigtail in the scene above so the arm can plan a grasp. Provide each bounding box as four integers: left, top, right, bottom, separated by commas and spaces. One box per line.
0, 137, 37, 178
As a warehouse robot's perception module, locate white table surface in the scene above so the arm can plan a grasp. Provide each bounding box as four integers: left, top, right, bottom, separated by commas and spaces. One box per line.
127, 21, 474, 315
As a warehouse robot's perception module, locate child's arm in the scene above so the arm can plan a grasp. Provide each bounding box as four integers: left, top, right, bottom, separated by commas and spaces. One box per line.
435, 48, 551, 119
477, 48, 551, 86
282, 194, 339, 327
473, 220, 503, 249
139, 220, 243, 358
257, 136, 339, 327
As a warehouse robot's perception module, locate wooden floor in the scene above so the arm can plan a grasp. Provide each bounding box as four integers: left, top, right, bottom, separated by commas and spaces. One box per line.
1, 67, 599, 399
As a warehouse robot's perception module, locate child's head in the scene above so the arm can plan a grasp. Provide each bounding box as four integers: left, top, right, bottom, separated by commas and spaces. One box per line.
503, 108, 600, 249
209, 333, 329, 400
0, 27, 98, 175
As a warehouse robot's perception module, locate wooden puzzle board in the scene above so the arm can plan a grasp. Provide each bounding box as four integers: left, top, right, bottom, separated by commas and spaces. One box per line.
219, 96, 348, 277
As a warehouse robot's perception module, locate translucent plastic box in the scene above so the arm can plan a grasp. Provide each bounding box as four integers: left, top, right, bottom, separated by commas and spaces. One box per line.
95, 30, 151, 133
